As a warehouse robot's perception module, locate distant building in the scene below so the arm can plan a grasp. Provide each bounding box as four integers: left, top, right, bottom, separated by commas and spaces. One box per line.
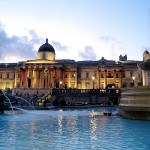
0, 39, 143, 95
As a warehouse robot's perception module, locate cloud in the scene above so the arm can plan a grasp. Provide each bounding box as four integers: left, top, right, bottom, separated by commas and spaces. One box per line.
99, 35, 124, 59
52, 41, 68, 51
0, 24, 42, 62
79, 46, 97, 60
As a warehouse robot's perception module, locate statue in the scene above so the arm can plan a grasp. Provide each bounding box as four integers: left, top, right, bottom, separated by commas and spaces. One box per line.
138, 50, 150, 86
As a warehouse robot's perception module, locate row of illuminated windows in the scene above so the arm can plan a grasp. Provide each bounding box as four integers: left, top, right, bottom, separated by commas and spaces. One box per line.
64, 71, 141, 79
0, 73, 20, 79
64, 72, 124, 79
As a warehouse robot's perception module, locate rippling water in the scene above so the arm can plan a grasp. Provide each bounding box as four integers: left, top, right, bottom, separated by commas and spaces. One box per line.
0, 107, 150, 150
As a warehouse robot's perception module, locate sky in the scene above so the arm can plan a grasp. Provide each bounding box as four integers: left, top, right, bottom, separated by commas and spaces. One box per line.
0, 0, 150, 63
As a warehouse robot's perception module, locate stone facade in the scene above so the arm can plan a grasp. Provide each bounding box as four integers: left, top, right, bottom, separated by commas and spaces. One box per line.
0, 39, 142, 95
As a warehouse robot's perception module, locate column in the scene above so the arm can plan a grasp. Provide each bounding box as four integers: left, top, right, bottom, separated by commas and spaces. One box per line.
120, 70, 122, 88
24, 69, 28, 88
42, 69, 44, 88
36, 69, 39, 88
74, 71, 77, 88
30, 69, 33, 88
104, 70, 107, 88
98, 69, 100, 89
48, 68, 50, 88
114, 70, 116, 86
33, 69, 36, 88
45, 69, 48, 88
53, 67, 56, 88
68, 72, 71, 88
19, 70, 22, 88
14, 71, 17, 88
60, 68, 63, 81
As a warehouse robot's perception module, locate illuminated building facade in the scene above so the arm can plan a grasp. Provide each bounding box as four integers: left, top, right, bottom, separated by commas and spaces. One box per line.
0, 39, 143, 94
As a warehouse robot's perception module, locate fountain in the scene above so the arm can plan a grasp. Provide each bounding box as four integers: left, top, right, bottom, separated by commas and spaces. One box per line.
14, 96, 35, 110
0, 89, 35, 114
118, 50, 150, 119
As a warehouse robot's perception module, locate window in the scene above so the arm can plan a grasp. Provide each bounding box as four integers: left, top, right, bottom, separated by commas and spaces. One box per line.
71, 73, 74, 78
65, 83, 67, 88
138, 73, 140, 78
7, 73, 9, 78
101, 74, 104, 78
116, 73, 119, 78
71, 83, 74, 88
6, 82, 9, 88
0, 73, 2, 78
86, 72, 89, 78
43, 53, 46, 59
95, 72, 97, 78
18, 73, 20, 78
123, 72, 125, 78
65, 73, 68, 78
130, 72, 133, 77
78, 72, 81, 78
85, 82, 90, 89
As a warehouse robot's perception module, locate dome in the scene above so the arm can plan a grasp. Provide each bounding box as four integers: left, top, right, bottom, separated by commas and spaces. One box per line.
38, 39, 55, 53
144, 50, 149, 54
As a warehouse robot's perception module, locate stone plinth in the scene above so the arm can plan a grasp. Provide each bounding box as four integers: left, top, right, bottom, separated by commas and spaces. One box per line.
118, 86, 150, 120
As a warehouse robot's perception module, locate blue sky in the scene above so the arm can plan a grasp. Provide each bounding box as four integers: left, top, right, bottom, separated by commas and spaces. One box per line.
0, 0, 150, 62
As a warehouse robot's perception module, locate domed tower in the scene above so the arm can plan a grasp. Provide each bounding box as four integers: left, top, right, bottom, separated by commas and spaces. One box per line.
143, 50, 150, 61
37, 39, 55, 60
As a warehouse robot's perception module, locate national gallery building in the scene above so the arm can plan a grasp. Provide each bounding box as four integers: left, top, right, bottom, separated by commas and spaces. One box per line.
0, 39, 146, 94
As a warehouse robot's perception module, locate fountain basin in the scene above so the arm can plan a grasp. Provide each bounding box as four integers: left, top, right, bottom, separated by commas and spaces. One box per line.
118, 86, 150, 120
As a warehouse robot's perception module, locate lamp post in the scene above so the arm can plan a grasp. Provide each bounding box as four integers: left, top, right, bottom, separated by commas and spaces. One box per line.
59, 81, 62, 88
92, 76, 95, 89
132, 76, 135, 86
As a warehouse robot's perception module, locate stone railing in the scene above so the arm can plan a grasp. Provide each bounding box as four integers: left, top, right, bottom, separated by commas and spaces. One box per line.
52, 88, 121, 97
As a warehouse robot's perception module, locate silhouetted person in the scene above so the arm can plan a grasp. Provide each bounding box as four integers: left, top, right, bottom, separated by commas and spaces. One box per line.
53, 99, 59, 106
43, 100, 47, 107
60, 99, 66, 106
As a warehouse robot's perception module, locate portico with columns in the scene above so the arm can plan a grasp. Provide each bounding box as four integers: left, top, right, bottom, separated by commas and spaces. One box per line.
19, 64, 64, 89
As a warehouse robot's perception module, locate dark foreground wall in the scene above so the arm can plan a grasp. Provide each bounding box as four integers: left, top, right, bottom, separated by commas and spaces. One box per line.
51, 89, 121, 105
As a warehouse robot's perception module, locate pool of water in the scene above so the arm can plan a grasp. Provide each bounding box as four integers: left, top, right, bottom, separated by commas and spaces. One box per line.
0, 107, 150, 150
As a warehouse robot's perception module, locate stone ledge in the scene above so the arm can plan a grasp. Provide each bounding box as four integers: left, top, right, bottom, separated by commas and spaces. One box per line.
119, 104, 150, 107
118, 105, 150, 111
118, 106, 150, 120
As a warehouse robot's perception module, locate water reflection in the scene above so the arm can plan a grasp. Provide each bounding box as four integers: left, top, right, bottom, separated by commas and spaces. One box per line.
1, 107, 150, 150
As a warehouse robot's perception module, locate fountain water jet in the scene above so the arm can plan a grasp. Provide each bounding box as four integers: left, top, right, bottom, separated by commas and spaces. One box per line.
14, 96, 35, 110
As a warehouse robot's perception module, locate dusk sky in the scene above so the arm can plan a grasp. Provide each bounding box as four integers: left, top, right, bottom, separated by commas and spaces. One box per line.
0, 0, 150, 62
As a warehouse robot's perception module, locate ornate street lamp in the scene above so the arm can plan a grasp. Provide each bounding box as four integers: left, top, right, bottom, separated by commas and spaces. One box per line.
59, 81, 62, 88
132, 76, 135, 86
